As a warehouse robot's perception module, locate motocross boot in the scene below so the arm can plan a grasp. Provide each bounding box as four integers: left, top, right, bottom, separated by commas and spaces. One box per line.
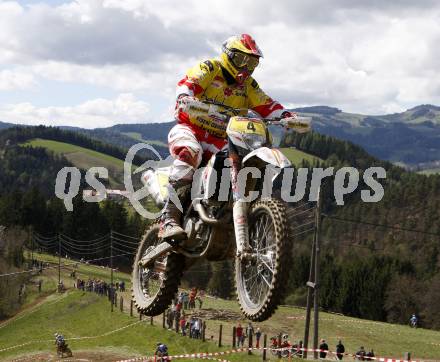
159, 179, 190, 242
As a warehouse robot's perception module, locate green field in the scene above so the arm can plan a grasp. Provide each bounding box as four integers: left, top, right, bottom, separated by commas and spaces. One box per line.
417, 168, 440, 175
280, 147, 322, 166
122, 132, 167, 147
22, 138, 127, 186
2, 252, 440, 361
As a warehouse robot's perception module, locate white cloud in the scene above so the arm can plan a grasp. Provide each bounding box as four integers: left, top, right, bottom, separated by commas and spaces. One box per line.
30, 58, 196, 95
0, 69, 36, 90
0, 0, 439, 123
0, 93, 150, 128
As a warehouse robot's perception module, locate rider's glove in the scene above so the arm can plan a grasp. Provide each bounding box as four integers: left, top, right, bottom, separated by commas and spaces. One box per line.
281, 110, 297, 119
175, 94, 199, 121
280, 115, 311, 134
176, 94, 199, 107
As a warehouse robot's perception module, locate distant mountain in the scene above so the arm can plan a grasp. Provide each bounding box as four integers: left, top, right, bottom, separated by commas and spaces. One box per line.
290, 104, 440, 169
0, 121, 14, 130
2, 104, 440, 169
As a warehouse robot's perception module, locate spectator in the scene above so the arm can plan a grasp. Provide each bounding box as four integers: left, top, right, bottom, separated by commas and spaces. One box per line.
366, 350, 375, 360
180, 316, 187, 336
319, 339, 328, 359
336, 340, 345, 360
192, 318, 201, 339
356, 346, 366, 360
167, 309, 174, 330
255, 328, 262, 348
236, 323, 244, 347
196, 296, 203, 309
155, 342, 168, 360
410, 314, 418, 328
189, 288, 197, 309
182, 292, 189, 310
189, 317, 195, 338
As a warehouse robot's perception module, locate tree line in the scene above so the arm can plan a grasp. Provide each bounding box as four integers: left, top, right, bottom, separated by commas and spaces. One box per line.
1, 125, 440, 329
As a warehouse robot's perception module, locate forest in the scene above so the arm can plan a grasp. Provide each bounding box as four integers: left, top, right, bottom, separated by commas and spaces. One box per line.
1, 125, 440, 329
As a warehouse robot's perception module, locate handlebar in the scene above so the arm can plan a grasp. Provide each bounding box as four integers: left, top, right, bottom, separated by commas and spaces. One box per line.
177, 97, 312, 133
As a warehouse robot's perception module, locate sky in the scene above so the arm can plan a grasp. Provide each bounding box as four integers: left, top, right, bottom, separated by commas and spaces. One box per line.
0, 0, 439, 128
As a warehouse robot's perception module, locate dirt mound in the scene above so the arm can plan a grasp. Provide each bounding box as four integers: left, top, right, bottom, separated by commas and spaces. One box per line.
9, 351, 128, 362
189, 308, 243, 321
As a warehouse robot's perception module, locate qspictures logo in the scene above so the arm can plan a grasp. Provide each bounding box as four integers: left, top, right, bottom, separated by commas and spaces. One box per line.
54, 143, 386, 217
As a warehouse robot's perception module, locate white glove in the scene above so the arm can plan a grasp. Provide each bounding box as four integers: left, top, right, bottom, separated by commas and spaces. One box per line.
280, 116, 312, 133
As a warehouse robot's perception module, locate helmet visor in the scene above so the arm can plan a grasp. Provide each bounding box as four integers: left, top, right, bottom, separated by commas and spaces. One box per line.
230, 51, 259, 70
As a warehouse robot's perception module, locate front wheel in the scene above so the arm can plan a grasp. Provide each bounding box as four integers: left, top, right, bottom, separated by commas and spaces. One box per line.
235, 199, 290, 321
132, 222, 185, 316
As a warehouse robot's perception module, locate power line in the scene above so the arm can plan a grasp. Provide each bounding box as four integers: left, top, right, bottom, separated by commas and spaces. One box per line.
111, 230, 141, 241
59, 233, 110, 244
326, 215, 440, 237
111, 236, 140, 246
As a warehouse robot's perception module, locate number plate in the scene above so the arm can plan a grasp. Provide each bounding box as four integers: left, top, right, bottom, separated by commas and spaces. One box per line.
227, 117, 266, 136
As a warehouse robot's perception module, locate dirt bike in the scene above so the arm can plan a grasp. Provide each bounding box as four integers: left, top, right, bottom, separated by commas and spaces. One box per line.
270, 336, 302, 358
56, 342, 73, 358
131, 98, 311, 321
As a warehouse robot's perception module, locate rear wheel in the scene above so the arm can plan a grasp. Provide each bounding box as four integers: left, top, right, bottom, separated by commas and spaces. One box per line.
132, 223, 185, 316
235, 199, 289, 321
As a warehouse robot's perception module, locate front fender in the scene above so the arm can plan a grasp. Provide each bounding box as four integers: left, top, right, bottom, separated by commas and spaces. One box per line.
242, 147, 291, 168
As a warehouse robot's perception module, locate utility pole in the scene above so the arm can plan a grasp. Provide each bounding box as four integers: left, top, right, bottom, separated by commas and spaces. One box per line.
303, 220, 316, 359
303, 188, 322, 359
110, 230, 114, 311
313, 189, 322, 359
110, 230, 114, 287
58, 233, 61, 289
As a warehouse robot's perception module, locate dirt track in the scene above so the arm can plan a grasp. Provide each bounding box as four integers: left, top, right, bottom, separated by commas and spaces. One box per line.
8, 351, 129, 362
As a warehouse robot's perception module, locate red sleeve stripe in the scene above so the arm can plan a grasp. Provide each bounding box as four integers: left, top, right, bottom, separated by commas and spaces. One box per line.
252, 102, 284, 118
177, 76, 204, 96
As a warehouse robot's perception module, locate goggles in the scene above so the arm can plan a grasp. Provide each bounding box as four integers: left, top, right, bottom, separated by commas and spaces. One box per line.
229, 50, 259, 70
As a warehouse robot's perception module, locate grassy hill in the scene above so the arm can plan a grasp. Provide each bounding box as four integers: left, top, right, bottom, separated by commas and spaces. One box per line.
1, 252, 440, 361
280, 147, 322, 166
22, 138, 128, 187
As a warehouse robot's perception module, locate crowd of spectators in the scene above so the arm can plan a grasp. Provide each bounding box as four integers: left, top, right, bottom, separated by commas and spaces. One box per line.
74, 278, 126, 302
164, 288, 206, 340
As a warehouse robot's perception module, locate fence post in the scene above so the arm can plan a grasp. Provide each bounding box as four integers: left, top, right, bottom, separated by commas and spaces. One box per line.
218, 324, 223, 347
232, 326, 236, 348
120, 296, 123, 312
202, 321, 206, 342
262, 334, 267, 361
248, 331, 253, 355
162, 311, 166, 328
150, 316, 153, 325
130, 300, 133, 317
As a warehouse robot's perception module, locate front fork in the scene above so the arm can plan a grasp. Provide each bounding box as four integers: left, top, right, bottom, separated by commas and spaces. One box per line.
230, 151, 250, 257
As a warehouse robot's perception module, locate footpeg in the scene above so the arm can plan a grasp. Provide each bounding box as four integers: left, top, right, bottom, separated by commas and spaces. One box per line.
138, 241, 174, 268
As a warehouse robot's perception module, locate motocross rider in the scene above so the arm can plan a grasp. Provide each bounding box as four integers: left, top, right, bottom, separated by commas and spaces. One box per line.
161, 34, 296, 240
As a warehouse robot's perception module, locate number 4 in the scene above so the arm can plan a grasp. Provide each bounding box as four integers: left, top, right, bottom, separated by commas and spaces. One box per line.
247, 122, 256, 132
